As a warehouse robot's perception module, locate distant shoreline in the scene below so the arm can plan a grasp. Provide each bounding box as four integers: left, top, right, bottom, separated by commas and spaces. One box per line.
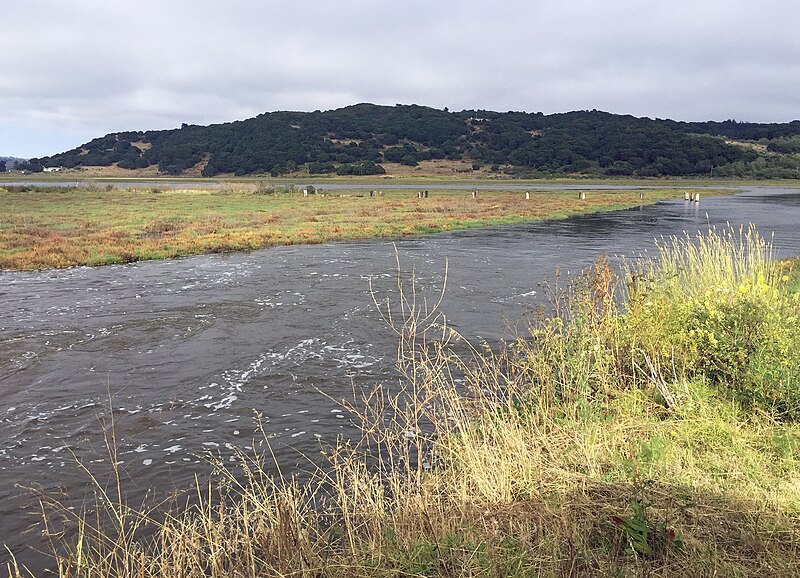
2, 173, 798, 188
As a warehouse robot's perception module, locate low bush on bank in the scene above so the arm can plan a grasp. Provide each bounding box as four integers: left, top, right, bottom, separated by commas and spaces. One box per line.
622, 226, 800, 417
15, 227, 800, 577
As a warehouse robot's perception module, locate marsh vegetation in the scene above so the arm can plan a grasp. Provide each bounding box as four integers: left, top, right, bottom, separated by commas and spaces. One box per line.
0, 184, 726, 271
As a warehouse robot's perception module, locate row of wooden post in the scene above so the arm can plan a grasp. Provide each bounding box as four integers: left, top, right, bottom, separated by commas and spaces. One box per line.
410, 190, 696, 202
297, 188, 700, 202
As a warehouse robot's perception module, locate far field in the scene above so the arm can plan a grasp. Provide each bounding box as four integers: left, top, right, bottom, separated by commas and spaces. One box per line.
0, 183, 727, 270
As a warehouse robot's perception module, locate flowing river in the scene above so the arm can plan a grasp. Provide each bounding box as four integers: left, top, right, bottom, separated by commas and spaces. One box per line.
1, 186, 799, 571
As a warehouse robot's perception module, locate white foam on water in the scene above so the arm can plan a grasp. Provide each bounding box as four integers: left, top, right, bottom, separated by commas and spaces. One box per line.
321, 339, 381, 369
491, 288, 537, 304
192, 337, 336, 411
359, 273, 392, 281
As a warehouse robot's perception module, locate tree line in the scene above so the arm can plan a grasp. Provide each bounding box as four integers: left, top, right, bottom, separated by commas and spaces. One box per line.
26, 104, 800, 178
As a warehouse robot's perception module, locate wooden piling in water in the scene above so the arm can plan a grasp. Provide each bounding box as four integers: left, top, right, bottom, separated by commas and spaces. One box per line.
640, 191, 645, 200
684, 191, 690, 201
695, 192, 700, 203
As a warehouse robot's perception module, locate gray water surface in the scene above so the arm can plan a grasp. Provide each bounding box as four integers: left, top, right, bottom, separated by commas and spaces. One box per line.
1, 186, 799, 570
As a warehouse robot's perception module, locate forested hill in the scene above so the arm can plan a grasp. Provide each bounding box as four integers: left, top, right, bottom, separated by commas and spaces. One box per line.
27, 104, 800, 178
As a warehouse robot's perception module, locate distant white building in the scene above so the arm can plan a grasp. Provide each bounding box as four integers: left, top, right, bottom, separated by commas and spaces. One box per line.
43, 166, 65, 172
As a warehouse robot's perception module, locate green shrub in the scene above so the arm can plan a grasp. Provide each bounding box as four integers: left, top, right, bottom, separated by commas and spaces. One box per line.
622, 226, 800, 418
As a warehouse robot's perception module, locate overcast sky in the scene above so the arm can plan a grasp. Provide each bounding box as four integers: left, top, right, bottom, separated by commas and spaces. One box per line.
2, 0, 799, 158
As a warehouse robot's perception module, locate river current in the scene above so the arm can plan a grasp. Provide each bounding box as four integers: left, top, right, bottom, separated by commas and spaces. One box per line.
1, 186, 799, 570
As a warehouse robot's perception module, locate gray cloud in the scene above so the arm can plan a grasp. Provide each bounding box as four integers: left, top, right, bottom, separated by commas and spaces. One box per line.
2, 0, 799, 157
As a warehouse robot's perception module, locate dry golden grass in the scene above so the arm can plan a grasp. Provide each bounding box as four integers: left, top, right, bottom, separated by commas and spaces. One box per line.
45, 165, 164, 178
380, 160, 486, 176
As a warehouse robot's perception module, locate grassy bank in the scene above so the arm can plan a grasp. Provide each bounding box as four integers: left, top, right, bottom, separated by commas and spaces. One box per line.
14, 226, 800, 577
0, 184, 727, 270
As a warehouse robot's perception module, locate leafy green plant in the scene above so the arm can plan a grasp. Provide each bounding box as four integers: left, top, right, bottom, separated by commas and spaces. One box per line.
610, 483, 684, 558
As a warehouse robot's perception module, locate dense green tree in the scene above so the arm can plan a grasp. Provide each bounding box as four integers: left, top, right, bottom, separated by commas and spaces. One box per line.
335, 161, 386, 175
15, 160, 43, 172
30, 105, 800, 178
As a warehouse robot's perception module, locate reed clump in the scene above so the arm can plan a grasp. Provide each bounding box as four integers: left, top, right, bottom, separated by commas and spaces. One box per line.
15, 227, 800, 577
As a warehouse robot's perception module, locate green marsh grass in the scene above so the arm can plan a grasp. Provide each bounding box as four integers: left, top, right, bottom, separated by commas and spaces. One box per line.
11, 227, 800, 577
0, 184, 729, 270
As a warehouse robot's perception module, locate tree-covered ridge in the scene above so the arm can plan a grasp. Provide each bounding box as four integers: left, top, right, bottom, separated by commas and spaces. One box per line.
30, 104, 800, 178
